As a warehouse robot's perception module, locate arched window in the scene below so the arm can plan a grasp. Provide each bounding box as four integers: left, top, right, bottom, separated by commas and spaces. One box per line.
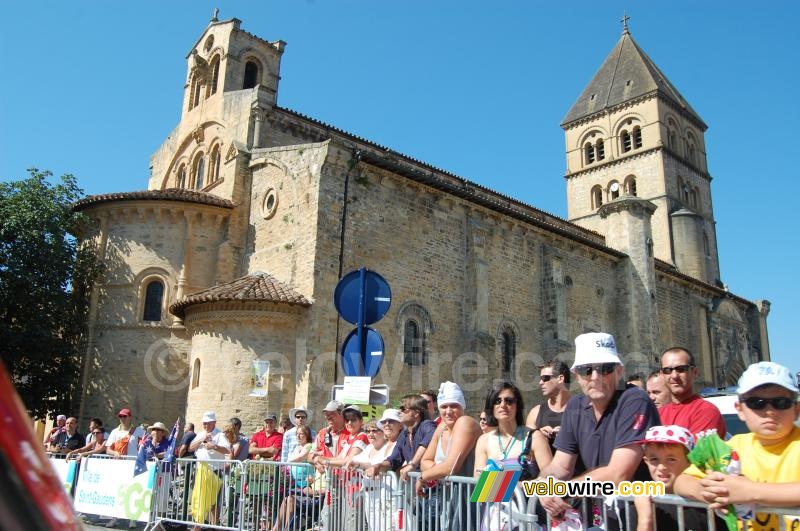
209, 145, 221, 183
703, 232, 710, 257
403, 320, 424, 366
192, 152, 205, 190
243, 60, 259, 89
608, 180, 620, 200
632, 126, 642, 149
191, 76, 203, 109
208, 56, 220, 96
686, 133, 698, 165
624, 175, 637, 197
501, 330, 516, 375
621, 130, 632, 153
584, 142, 595, 164
591, 185, 603, 210
667, 119, 679, 151
176, 164, 186, 188
191, 359, 201, 389
143, 280, 164, 322
595, 139, 605, 161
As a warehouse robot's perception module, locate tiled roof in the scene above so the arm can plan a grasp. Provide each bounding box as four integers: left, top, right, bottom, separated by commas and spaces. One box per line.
169, 272, 312, 318
562, 30, 705, 128
73, 188, 235, 211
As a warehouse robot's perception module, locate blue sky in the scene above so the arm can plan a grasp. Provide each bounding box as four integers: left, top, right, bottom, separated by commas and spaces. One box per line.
1, 1, 797, 374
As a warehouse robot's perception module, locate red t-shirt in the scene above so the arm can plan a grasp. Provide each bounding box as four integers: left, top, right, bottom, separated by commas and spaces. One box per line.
659, 394, 727, 437
249, 430, 283, 460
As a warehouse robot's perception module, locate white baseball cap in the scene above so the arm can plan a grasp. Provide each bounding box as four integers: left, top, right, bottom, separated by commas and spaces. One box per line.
570, 332, 623, 372
737, 361, 799, 396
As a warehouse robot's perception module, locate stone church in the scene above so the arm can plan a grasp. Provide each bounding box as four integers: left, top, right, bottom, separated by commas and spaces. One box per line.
74, 15, 770, 429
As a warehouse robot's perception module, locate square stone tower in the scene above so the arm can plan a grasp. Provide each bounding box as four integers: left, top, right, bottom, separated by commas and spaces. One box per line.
562, 24, 720, 286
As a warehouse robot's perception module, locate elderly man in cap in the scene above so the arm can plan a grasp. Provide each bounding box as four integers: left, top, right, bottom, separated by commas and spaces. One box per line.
537, 333, 659, 529
189, 411, 229, 458
312, 400, 347, 464
43, 414, 67, 447
249, 412, 283, 460
281, 406, 315, 463
658, 346, 726, 436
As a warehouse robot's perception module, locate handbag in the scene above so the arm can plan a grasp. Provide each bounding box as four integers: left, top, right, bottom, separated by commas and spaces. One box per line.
517, 429, 539, 481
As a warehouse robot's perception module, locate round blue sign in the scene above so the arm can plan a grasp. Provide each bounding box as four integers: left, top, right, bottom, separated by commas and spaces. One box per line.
334, 269, 392, 325
341, 327, 385, 377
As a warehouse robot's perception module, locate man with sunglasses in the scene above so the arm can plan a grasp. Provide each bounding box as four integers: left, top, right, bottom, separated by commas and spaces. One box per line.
658, 347, 726, 436
537, 333, 658, 529
675, 361, 800, 530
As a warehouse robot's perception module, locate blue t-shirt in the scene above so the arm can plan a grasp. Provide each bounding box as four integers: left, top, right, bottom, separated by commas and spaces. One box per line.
554, 385, 658, 481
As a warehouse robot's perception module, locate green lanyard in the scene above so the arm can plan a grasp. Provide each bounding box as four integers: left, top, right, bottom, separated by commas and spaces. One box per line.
497, 426, 523, 460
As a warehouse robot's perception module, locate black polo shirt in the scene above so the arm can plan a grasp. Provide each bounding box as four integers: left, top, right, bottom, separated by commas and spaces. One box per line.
52, 431, 84, 452
554, 385, 658, 482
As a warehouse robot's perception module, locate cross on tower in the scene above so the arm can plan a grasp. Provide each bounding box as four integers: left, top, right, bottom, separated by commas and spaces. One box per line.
621, 12, 630, 34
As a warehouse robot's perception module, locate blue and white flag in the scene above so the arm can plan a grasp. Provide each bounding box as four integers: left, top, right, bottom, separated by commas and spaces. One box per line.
163, 418, 180, 466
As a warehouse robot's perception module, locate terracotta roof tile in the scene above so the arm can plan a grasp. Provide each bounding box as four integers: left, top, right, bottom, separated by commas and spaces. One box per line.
169, 272, 312, 318
74, 188, 235, 211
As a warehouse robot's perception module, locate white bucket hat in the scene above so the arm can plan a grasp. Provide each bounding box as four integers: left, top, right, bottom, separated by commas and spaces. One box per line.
201, 411, 217, 423
148, 422, 168, 433
289, 406, 313, 426
570, 332, 623, 372
376, 408, 401, 429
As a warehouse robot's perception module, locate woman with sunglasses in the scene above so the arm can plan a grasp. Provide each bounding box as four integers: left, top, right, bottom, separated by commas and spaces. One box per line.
474, 381, 529, 531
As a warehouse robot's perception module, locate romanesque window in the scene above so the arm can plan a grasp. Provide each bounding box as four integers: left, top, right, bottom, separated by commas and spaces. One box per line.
403, 320, 424, 366
190, 75, 203, 109
595, 139, 605, 161
584, 142, 595, 165
632, 126, 642, 149
397, 301, 432, 367
624, 175, 637, 197
591, 185, 603, 209
608, 180, 620, 200
192, 152, 205, 190
621, 129, 631, 153
143, 280, 164, 322
208, 56, 220, 96
243, 60, 260, 89
501, 330, 516, 376
686, 132, 698, 165
209, 145, 221, 183
667, 119, 678, 151
191, 359, 201, 389
176, 164, 186, 188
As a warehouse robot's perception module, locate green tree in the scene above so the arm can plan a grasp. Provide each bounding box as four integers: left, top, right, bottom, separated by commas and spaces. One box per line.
0, 169, 101, 420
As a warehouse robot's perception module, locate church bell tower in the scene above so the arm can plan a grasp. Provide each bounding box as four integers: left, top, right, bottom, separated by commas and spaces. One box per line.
562, 20, 721, 285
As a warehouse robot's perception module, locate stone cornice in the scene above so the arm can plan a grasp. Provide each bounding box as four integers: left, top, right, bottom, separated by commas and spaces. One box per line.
564, 145, 712, 183
598, 197, 657, 219
562, 92, 707, 132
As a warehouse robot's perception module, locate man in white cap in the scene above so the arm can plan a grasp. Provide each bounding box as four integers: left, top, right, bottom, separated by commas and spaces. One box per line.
280, 406, 315, 463
658, 346, 726, 436
312, 400, 346, 463
188, 410, 225, 455
538, 332, 658, 529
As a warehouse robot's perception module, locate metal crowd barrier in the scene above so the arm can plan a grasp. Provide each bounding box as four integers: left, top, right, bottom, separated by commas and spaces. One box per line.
140, 459, 800, 531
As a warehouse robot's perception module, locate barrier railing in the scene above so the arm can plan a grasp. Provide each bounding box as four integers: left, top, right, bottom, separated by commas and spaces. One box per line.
51, 454, 797, 531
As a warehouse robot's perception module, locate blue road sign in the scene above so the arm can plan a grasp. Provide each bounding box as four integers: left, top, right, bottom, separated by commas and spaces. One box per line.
341, 327, 385, 377
334, 269, 392, 326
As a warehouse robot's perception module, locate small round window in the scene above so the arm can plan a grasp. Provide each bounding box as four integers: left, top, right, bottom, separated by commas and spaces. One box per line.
204, 35, 214, 52
262, 188, 278, 219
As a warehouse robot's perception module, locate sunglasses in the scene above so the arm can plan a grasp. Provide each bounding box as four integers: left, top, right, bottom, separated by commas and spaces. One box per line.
398, 406, 416, 413
479, 417, 488, 423
344, 416, 361, 423
660, 365, 694, 375
575, 363, 617, 377
294, 415, 307, 420
742, 396, 795, 410
365, 428, 382, 434
539, 375, 553, 382
494, 396, 517, 406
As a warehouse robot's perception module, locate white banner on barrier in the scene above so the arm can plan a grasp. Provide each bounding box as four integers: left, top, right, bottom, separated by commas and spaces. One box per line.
49, 457, 78, 495
72, 457, 156, 522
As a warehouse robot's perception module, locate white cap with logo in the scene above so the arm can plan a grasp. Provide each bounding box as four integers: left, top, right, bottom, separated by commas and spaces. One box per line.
737, 361, 799, 395
570, 332, 623, 372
